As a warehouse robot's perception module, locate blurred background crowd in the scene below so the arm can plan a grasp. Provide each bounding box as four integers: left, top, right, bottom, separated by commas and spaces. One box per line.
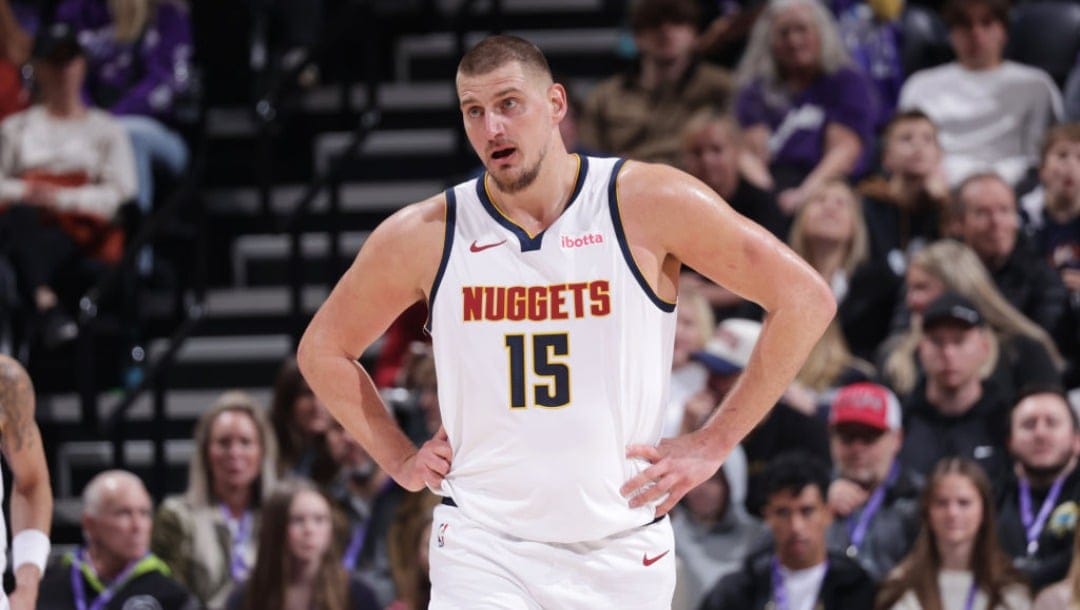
1, 0, 1080, 608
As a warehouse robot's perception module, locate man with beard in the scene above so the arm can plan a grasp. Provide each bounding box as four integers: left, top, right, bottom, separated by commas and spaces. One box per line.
297, 34, 835, 608
997, 390, 1080, 592
824, 382, 922, 582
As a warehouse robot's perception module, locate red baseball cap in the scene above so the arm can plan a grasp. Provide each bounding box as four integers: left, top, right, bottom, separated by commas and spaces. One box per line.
829, 382, 902, 431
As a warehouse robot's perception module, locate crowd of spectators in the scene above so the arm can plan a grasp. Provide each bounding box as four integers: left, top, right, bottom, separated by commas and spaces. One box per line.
8, 0, 1080, 607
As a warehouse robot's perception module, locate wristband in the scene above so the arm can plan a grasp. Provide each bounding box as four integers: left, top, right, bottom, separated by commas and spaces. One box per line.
12, 529, 49, 574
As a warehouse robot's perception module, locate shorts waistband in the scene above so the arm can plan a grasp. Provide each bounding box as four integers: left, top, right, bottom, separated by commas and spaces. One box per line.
440, 496, 662, 527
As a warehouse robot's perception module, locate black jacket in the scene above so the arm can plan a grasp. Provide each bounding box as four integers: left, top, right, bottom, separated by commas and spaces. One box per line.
826, 468, 924, 582
899, 384, 1011, 482
990, 237, 1068, 337
996, 465, 1080, 592
38, 552, 201, 610
699, 549, 877, 610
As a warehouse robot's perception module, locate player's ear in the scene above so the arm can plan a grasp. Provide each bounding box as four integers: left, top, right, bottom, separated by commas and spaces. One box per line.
549, 83, 568, 124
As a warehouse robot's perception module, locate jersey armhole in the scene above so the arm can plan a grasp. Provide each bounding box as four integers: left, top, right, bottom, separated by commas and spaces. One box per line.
607, 160, 676, 313
425, 189, 457, 333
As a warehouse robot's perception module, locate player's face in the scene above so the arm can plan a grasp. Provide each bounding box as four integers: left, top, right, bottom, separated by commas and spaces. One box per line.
681, 122, 739, 198
764, 485, 832, 570
800, 183, 857, 244
457, 61, 566, 194
883, 119, 942, 179
1009, 393, 1079, 477
1040, 140, 1080, 210
949, 4, 1006, 70
904, 265, 945, 315
830, 424, 900, 487
928, 473, 983, 551
770, 4, 822, 74
86, 482, 153, 564
207, 410, 264, 494
287, 489, 334, 566
960, 178, 1018, 263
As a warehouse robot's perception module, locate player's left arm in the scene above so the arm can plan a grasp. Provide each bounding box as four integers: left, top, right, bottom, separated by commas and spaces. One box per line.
617, 162, 836, 516
0, 355, 53, 610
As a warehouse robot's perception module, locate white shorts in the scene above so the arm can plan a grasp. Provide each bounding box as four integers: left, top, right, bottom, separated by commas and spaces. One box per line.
429, 502, 676, 609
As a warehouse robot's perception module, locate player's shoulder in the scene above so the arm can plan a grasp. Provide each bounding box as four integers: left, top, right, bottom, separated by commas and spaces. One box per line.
371, 192, 449, 245
614, 159, 713, 207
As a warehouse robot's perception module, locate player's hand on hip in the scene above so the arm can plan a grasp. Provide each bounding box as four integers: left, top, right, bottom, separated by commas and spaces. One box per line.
399, 426, 453, 492
620, 432, 724, 518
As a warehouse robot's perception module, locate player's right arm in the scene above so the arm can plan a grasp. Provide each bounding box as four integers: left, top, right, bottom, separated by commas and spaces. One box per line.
297, 195, 451, 492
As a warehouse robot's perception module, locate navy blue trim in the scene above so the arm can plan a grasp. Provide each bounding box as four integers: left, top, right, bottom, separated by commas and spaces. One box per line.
476, 155, 589, 252
425, 188, 457, 333
607, 159, 676, 313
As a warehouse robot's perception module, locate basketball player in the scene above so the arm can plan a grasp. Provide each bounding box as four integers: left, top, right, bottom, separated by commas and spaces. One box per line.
0, 355, 53, 610
298, 35, 835, 608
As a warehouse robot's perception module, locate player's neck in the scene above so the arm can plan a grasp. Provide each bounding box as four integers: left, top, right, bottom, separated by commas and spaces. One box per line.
488, 150, 579, 231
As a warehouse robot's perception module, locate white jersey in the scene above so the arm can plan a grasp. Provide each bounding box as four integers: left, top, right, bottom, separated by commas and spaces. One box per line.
428, 155, 677, 544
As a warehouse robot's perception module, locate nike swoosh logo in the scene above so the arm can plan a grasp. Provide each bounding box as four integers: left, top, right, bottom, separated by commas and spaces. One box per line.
470, 239, 507, 253
642, 550, 669, 567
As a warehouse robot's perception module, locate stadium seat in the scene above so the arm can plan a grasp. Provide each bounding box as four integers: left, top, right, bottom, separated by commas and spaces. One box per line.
1007, 1, 1080, 87
901, 5, 953, 76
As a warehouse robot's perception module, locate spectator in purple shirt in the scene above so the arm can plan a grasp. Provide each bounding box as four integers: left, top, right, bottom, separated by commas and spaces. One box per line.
734, 0, 880, 216
56, 0, 193, 214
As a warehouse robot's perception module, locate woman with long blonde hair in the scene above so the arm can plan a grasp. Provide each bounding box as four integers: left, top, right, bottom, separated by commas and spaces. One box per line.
151, 391, 279, 608
881, 240, 1062, 399
876, 458, 1030, 610
788, 179, 899, 363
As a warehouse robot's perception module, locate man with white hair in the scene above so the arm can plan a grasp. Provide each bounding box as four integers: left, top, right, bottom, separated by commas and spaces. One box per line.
38, 470, 198, 610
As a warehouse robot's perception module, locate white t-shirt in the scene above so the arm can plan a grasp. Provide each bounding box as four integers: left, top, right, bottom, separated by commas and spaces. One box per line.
899, 61, 1063, 187
890, 570, 1032, 610
778, 562, 828, 610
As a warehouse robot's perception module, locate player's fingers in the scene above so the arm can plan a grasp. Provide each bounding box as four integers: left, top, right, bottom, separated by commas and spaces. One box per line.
625, 444, 662, 462
619, 462, 669, 497
654, 489, 682, 517
425, 455, 452, 476
628, 473, 675, 508
428, 442, 453, 460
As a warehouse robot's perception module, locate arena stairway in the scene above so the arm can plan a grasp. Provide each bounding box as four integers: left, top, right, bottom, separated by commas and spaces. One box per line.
39, 0, 629, 548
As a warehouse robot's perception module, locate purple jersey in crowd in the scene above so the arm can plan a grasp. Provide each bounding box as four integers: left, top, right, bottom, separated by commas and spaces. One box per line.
56, 0, 194, 122
735, 65, 880, 179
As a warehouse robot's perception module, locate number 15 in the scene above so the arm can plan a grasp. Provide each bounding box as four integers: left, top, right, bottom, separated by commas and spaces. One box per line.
504, 333, 570, 409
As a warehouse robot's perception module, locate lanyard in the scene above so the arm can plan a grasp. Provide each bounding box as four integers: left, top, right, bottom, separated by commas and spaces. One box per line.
70, 549, 146, 610
1018, 474, 1067, 555
771, 556, 828, 610
846, 462, 900, 558
963, 579, 977, 610
342, 522, 368, 571
220, 504, 253, 581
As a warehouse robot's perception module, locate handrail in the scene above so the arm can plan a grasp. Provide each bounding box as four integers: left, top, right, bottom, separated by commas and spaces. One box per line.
100, 300, 205, 435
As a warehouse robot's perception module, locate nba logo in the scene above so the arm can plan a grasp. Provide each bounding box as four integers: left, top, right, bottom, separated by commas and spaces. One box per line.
437, 523, 449, 547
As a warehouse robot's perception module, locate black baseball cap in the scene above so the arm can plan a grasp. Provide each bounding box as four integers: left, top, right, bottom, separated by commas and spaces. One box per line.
33, 23, 83, 64
922, 292, 985, 330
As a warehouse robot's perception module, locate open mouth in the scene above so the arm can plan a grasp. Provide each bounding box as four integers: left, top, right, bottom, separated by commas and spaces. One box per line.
491, 147, 516, 160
